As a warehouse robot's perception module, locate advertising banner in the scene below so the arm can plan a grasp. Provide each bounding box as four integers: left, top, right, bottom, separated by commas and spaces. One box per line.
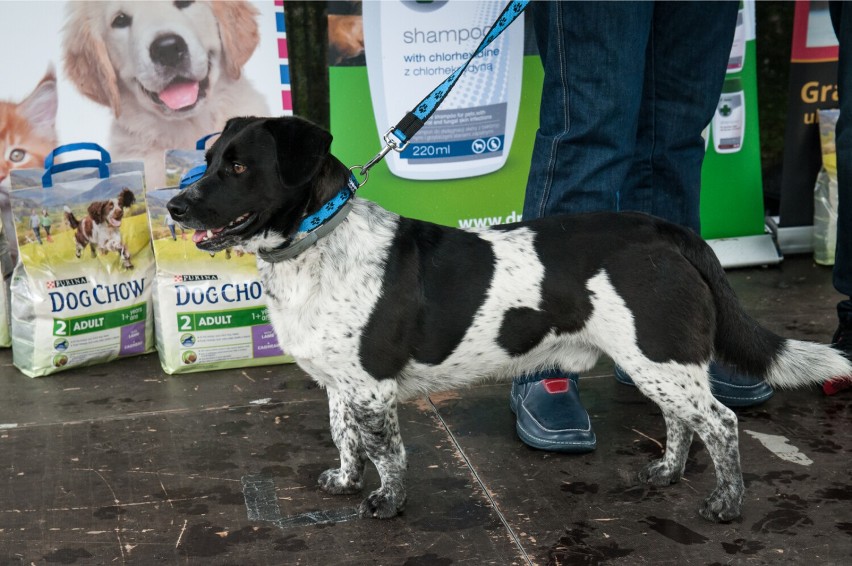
700, 1, 768, 242
329, 0, 768, 262
328, 0, 533, 230
779, 0, 839, 228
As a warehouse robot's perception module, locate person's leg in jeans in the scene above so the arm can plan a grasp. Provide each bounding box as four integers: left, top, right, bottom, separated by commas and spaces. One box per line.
826, 2, 852, 394
512, 1, 763, 453
613, 1, 774, 406
512, 1, 653, 452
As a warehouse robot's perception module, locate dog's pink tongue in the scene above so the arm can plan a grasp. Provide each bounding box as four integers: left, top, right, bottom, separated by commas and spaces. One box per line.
192, 227, 225, 244
159, 81, 199, 110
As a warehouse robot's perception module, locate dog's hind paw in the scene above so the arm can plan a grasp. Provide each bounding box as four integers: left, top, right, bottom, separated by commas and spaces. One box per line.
358, 488, 406, 519
698, 487, 743, 522
638, 459, 682, 486
317, 468, 363, 495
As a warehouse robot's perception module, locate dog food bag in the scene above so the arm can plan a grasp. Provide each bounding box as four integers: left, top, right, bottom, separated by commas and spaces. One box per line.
814, 109, 839, 266
146, 141, 292, 374
0, 217, 12, 347
9, 143, 155, 377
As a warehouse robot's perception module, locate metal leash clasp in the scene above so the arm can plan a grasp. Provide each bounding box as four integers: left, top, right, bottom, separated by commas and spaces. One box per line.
351, 128, 409, 188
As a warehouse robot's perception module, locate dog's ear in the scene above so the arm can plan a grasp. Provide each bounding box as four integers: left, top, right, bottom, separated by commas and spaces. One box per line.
264, 118, 333, 188
88, 200, 109, 224
62, 4, 121, 116
117, 188, 136, 208
210, 1, 260, 81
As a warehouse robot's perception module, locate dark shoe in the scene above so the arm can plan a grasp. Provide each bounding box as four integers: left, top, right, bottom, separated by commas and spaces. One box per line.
510, 375, 597, 453
824, 316, 852, 395
614, 362, 774, 408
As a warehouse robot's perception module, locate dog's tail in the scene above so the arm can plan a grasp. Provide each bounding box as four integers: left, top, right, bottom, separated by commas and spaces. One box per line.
64, 206, 79, 229
662, 221, 851, 389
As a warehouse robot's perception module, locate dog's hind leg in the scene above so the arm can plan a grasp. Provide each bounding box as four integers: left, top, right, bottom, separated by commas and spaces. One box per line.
627, 362, 744, 522
318, 387, 367, 495
89, 243, 97, 258
349, 381, 407, 519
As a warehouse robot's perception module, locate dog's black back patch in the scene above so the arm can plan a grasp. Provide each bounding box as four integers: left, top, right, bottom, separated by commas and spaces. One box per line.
360, 218, 495, 379
495, 213, 716, 365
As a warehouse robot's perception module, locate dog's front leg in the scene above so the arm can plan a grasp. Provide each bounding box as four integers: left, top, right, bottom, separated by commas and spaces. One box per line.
350, 383, 407, 519
318, 387, 366, 495
120, 245, 133, 269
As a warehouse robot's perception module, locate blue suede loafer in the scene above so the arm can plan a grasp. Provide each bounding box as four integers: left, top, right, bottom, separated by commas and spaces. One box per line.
510, 374, 597, 453
614, 362, 774, 407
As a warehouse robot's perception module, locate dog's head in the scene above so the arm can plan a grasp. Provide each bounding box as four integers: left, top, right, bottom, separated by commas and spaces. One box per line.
166, 116, 347, 253
62, 0, 260, 118
90, 188, 136, 227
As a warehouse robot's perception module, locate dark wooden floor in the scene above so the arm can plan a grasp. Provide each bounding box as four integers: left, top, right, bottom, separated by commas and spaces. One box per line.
0, 254, 850, 565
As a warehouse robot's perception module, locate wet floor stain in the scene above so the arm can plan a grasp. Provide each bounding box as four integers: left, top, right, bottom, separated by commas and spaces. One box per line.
560, 481, 600, 495
273, 534, 309, 552
815, 484, 852, 501
546, 523, 634, 565
721, 537, 766, 555
751, 495, 814, 536
177, 522, 273, 557
403, 553, 454, 565
640, 516, 709, 545
43, 547, 93, 564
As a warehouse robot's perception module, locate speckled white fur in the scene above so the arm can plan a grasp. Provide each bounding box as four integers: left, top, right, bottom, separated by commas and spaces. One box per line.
242, 188, 852, 523
252, 198, 755, 521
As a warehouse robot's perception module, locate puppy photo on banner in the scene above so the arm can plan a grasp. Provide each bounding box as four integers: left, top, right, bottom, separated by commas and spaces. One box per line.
0, 1, 288, 194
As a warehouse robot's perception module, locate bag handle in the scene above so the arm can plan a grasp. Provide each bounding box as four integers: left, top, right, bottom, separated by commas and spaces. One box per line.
180, 164, 207, 189
179, 133, 218, 188
42, 143, 111, 188
195, 132, 221, 150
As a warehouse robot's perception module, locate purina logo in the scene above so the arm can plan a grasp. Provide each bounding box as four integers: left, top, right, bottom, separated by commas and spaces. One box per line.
173, 275, 220, 283
46, 277, 88, 290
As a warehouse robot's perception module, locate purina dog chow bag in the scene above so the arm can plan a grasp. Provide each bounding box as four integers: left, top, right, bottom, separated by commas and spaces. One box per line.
0, 218, 13, 347
9, 144, 154, 376
145, 138, 291, 374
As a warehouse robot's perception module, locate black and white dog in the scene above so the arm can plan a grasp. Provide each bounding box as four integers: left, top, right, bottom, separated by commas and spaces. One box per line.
167, 116, 851, 522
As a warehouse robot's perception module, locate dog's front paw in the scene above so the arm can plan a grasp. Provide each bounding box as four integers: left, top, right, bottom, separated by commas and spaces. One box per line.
638, 459, 682, 486
698, 487, 743, 522
317, 468, 363, 495
358, 487, 406, 519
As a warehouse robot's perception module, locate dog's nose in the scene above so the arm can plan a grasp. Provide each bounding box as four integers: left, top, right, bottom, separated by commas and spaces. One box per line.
150, 33, 188, 68
167, 199, 188, 221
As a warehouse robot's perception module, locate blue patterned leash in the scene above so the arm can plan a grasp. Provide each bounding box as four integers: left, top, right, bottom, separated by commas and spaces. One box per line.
354, 0, 529, 184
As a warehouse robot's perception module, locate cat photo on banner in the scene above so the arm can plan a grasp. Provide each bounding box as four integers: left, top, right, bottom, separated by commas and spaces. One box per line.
0, 67, 58, 266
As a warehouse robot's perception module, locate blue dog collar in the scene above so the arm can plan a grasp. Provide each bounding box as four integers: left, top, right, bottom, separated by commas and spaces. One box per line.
258, 174, 359, 263
296, 174, 358, 232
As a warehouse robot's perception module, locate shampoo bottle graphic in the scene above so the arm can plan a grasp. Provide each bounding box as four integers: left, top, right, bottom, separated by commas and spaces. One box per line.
363, 1, 524, 180
727, 2, 746, 73
713, 78, 745, 154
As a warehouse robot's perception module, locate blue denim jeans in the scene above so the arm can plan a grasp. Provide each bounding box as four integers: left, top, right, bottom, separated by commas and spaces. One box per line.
519, 2, 737, 384
524, 1, 738, 233
829, 3, 852, 314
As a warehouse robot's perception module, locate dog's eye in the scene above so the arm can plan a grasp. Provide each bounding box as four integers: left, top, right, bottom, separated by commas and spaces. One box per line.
232, 162, 246, 175
111, 11, 132, 28
174, 0, 195, 8
9, 148, 26, 163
